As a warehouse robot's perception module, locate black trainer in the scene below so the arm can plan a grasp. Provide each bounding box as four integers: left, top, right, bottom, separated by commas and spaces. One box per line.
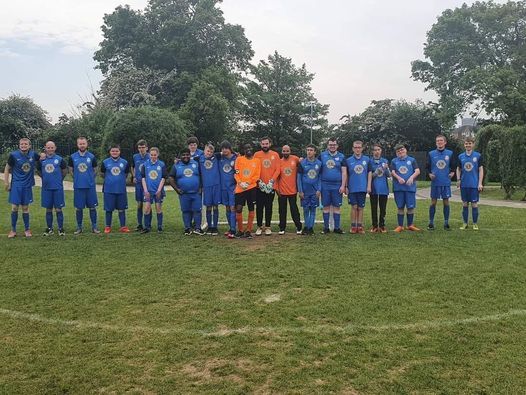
427, 223, 435, 231
333, 228, 344, 234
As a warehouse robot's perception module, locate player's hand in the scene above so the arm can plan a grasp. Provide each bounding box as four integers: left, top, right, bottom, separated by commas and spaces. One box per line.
39, 153, 46, 160
367, 187, 371, 194
175, 188, 182, 195
4, 183, 10, 192
155, 191, 162, 199
315, 191, 321, 199
339, 185, 345, 194
144, 191, 151, 200
258, 180, 265, 190
429, 173, 435, 180
478, 184, 483, 192
448, 172, 454, 179
456, 181, 461, 189
398, 177, 406, 185
406, 178, 414, 186
299, 192, 304, 199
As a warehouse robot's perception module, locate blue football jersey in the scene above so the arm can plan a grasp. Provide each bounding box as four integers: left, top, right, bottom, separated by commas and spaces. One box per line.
458, 151, 483, 188
370, 157, 390, 195
141, 159, 167, 193
190, 148, 203, 161
428, 149, 454, 187
37, 154, 66, 190
170, 160, 201, 193
101, 157, 130, 194
199, 154, 220, 187
219, 153, 237, 190
346, 155, 371, 193
319, 150, 346, 187
133, 152, 150, 182
69, 151, 97, 189
391, 156, 419, 192
7, 150, 40, 187
298, 158, 322, 195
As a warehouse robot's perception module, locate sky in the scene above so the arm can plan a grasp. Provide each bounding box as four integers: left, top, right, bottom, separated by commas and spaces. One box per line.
0, 0, 498, 124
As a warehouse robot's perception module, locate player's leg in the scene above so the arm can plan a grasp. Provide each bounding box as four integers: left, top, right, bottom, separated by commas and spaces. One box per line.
289, 195, 302, 234
142, 197, 152, 233
321, 187, 331, 233
370, 194, 378, 232
332, 190, 343, 233
472, 202, 479, 230
21, 203, 30, 236
357, 193, 366, 233
379, 194, 388, 232
41, 188, 53, 234
443, 197, 451, 230
255, 189, 265, 233
428, 188, 438, 229
87, 187, 99, 233
406, 192, 420, 231
265, 191, 274, 229
103, 193, 115, 233
235, 192, 245, 236
116, 192, 129, 232
9, 203, 19, 237
155, 197, 163, 232
135, 184, 144, 231
179, 194, 192, 234
394, 192, 405, 232
278, 194, 288, 233
192, 193, 204, 235
55, 189, 65, 234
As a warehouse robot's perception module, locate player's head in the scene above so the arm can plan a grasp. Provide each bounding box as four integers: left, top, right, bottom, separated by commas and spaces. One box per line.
220, 140, 233, 156
305, 144, 316, 159
109, 144, 121, 158
260, 137, 271, 152
204, 143, 215, 158
464, 136, 475, 151
327, 137, 338, 153
77, 137, 88, 152
180, 148, 191, 163
395, 144, 407, 158
281, 145, 291, 159
149, 147, 159, 161
44, 141, 56, 156
372, 143, 382, 158
243, 143, 254, 157
137, 139, 148, 154
186, 136, 199, 152
436, 134, 447, 150
353, 140, 363, 156
18, 138, 31, 152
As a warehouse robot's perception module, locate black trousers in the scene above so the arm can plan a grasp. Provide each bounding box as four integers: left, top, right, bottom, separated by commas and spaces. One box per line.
256, 189, 275, 227
370, 194, 388, 227
278, 194, 302, 231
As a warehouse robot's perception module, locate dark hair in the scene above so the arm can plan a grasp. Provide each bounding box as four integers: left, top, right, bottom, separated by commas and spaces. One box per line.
306, 144, 317, 151
328, 137, 338, 143
372, 143, 382, 149
464, 136, 475, 143
181, 148, 190, 155
220, 140, 232, 150
260, 136, 272, 143
353, 140, 363, 147
394, 143, 406, 151
436, 134, 447, 141
186, 136, 199, 145
137, 139, 147, 147
109, 144, 121, 150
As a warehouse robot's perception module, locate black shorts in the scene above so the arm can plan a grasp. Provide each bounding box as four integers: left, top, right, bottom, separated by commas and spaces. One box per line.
235, 188, 257, 210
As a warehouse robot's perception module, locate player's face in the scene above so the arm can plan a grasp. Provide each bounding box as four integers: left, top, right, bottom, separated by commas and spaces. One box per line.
77, 139, 88, 152
181, 152, 191, 163
19, 140, 30, 152
436, 137, 446, 150
244, 144, 254, 157
110, 148, 120, 158
204, 147, 214, 157
221, 147, 232, 157
373, 146, 382, 158
306, 147, 316, 159
150, 150, 158, 161
137, 145, 147, 155
464, 141, 474, 151
353, 143, 363, 156
45, 142, 56, 156
282, 146, 291, 158
260, 139, 270, 151
188, 142, 197, 152
396, 147, 407, 158
327, 141, 337, 153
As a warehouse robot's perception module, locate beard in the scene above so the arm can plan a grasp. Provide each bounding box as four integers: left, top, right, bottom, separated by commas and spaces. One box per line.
261, 147, 270, 152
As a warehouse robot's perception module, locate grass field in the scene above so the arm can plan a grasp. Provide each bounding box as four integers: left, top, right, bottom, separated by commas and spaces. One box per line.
480, 187, 526, 201
1, 187, 525, 393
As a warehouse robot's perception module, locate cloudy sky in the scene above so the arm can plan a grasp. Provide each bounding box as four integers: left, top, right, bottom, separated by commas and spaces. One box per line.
0, 0, 499, 124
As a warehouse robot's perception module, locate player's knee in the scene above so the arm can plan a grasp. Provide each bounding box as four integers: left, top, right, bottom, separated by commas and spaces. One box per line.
472, 203, 478, 208
235, 205, 243, 213
22, 206, 29, 213
430, 200, 437, 206
397, 209, 404, 215
443, 199, 450, 205
407, 209, 415, 214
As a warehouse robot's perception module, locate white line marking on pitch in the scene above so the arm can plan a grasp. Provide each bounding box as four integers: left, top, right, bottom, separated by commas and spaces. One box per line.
1, 308, 525, 337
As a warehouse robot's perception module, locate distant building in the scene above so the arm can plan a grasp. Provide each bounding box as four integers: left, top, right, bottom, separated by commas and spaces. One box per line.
451, 118, 477, 140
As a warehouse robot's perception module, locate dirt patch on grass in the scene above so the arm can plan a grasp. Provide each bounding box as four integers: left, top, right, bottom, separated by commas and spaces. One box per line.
181, 357, 265, 386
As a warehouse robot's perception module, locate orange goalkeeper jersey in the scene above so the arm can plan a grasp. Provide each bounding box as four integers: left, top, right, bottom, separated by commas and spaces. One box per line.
234, 155, 261, 193
276, 155, 300, 195
254, 150, 280, 185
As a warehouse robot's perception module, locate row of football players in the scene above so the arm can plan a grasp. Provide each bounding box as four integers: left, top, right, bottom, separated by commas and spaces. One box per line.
3, 134, 483, 238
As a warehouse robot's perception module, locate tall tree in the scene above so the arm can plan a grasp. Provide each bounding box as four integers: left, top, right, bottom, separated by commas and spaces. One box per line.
242, 51, 329, 151
412, 1, 526, 127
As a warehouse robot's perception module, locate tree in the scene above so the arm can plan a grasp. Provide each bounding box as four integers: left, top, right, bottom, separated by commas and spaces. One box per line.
333, 99, 443, 155
101, 106, 188, 163
242, 51, 329, 151
94, 0, 253, 75
412, 1, 526, 127
0, 94, 51, 150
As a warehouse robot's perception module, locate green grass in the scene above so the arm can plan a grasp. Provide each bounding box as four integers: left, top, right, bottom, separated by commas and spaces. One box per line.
480, 187, 526, 201
0, 188, 525, 393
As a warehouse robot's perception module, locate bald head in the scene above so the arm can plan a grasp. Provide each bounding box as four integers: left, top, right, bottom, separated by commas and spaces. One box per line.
44, 141, 56, 156
282, 145, 291, 158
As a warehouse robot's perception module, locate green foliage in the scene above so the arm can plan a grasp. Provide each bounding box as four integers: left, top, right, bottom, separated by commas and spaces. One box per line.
242, 51, 329, 152
412, 1, 526, 126
0, 94, 51, 149
334, 99, 442, 154
102, 106, 188, 162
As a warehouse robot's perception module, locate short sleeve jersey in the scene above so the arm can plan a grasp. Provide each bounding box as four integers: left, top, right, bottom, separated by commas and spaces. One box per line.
133, 153, 150, 182
428, 148, 454, 187
391, 156, 419, 192
141, 159, 167, 193
69, 151, 97, 189
199, 155, 220, 188
101, 157, 130, 194
7, 150, 40, 187
298, 158, 322, 196
370, 157, 390, 195
458, 151, 483, 189
319, 150, 346, 187
346, 155, 371, 193
219, 153, 238, 190
37, 154, 66, 190
170, 160, 200, 193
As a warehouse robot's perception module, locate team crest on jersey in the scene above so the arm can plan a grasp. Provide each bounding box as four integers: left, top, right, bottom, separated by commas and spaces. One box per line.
191, 164, 196, 169
284, 167, 292, 176
21, 162, 31, 173
307, 169, 317, 179
78, 163, 88, 173
262, 159, 272, 168
243, 169, 251, 177
464, 162, 474, 172
326, 159, 336, 169
45, 164, 55, 173
149, 170, 159, 180
183, 168, 193, 177
54, 159, 59, 165
375, 167, 384, 177
87, 158, 91, 163
406, 160, 411, 165
473, 157, 478, 162
204, 159, 213, 170
399, 166, 408, 175
119, 163, 124, 168
436, 160, 447, 170
315, 164, 319, 170
111, 166, 121, 176
223, 163, 232, 173
354, 164, 364, 174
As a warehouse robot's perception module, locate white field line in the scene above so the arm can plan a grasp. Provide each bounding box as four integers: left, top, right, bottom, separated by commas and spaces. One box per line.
1, 308, 525, 337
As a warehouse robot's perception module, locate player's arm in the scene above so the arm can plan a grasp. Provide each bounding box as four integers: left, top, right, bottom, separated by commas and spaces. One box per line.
449, 153, 456, 179
407, 159, 420, 186
68, 156, 74, 175
478, 155, 484, 191
167, 166, 181, 194
60, 159, 68, 179
270, 154, 280, 184
35, 160, 42, 178
4, 154, 15, 191
340, 161, 347, 194
141, 165, 149, 198
456, 164, 462, 188
390, 160, 404, 185
367, 160, 372, 194
157, 165, 167, 197
99, 161, 106, 178
296, 170, 304, 198
426, 153, 434, 179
